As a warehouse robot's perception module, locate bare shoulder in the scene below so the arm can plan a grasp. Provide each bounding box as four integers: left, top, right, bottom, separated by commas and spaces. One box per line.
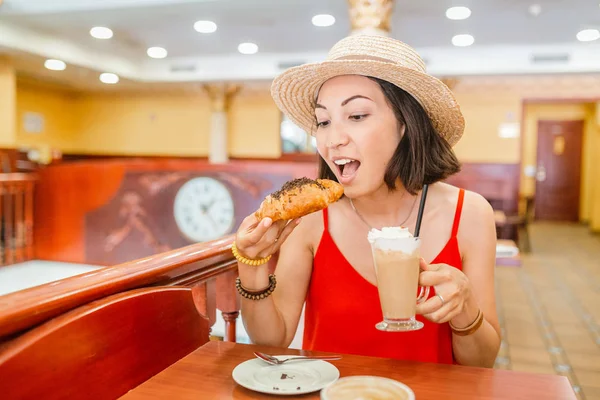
457, 188, 496, 263
461, 189, 495, 226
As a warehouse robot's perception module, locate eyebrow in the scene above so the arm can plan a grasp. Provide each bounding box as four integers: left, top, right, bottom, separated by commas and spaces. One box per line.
315, 95, 373, 110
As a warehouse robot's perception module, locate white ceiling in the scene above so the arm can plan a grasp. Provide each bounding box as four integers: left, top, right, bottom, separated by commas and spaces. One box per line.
0, 0, 599, 88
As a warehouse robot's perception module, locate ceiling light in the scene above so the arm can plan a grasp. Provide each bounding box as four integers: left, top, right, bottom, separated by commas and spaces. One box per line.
576, 29, 600, 42
312, 14, 336, 27
44, 59, 66, 71
194, 20, 217, 33
446, 6, 471, 20
238, 42, 258, 55
90, 26, 113, 39
99, 73, 119, 84
147, 47, 168, 59
528, 4, 542, 17
452, 34, 475, 47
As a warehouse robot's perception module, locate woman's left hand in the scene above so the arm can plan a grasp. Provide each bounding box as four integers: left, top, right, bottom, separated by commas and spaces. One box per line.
415, 258, 474, 324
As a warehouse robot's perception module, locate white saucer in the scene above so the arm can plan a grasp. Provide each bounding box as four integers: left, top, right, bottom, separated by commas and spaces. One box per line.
232, 356, 340, 396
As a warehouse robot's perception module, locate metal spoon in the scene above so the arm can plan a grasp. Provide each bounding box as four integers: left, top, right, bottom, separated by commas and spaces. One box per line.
254, 351, 342, 365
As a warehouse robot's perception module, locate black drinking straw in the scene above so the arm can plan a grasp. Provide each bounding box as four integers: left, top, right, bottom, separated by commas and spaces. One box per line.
414, 184, 429, 238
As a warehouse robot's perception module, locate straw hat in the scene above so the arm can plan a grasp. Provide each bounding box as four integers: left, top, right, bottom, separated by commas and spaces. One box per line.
270, 34, 465, 147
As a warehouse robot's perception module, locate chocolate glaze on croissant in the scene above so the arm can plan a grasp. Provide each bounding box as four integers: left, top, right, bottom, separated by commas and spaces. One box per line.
255, 177, 344, 221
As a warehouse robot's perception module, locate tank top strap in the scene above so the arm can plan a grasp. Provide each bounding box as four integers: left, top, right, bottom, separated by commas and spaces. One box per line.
451, 189, 465, 237
322, 207, 329, 232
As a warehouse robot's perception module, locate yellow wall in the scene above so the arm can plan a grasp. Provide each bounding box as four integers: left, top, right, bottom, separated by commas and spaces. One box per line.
16, 81, 78, 150
228, 92, 282, 158
452, 91, 521, 163
0, 57, 16, 146
15, 83, 283, 158
591, 103, 600, 232
73, 92, 211, 156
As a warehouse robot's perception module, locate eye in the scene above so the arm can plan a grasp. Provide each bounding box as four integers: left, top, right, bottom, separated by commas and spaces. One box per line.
316, 120, 330, 128
350, 114, 369, 121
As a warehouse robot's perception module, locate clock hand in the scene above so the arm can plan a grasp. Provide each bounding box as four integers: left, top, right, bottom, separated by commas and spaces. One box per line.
205, 213, 219, 232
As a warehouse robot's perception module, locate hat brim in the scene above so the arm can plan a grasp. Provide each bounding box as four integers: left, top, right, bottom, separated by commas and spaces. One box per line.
271, 59, 465, 147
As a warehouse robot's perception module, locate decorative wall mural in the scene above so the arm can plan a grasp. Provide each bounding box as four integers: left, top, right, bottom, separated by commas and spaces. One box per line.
104, 191, 171, 254
85, 170, 289, 265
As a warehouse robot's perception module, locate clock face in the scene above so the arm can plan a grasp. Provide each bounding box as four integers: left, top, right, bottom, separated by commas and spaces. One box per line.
173, 177, 235, 242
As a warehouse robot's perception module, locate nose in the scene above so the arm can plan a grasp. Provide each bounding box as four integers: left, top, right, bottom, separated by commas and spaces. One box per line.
325, 122, 350, 150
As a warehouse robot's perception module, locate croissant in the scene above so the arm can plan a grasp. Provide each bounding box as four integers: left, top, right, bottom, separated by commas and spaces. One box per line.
255, 177, 344, 221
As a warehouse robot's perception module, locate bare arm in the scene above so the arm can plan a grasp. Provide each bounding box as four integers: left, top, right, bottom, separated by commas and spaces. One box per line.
452, 191, 501, 366
416, 190, 501, 367
236, 213, 316, 347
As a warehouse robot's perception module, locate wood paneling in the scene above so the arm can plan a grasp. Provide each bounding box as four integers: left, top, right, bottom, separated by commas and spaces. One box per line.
0, 234, 234, 342
35, 159, 317, 264
0, 286, 210, 400
445, 163, 520, 213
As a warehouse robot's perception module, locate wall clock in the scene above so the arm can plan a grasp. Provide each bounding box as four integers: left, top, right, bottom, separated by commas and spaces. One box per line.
173, 177, 235, 242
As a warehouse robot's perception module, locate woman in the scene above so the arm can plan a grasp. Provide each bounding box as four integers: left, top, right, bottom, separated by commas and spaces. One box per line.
233, 35, 500, 367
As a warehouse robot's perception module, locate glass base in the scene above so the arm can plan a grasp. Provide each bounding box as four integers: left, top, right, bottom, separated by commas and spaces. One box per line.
376, 318, 424, 332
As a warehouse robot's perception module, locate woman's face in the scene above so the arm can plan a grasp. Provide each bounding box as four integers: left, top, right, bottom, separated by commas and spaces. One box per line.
314, 75, 402, 197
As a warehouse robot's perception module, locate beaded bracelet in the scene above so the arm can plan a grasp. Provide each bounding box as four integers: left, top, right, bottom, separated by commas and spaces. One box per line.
235, 274, 277, 301
231, 242, 272, 266
449, 309, 484, 336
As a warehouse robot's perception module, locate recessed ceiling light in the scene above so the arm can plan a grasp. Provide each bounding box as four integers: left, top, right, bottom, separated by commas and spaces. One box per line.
99, 73, 119, 84
452, 34, 475, 47
577, 29, 600, 42
147, 47, 168, 59
90, 26, 113, 39
238, 42, 258, 55
312, 14, 336, 27
446, 6, 471, 20
528, 4, 542, 17
194, 20, 217, 33
44, 59, 66, 71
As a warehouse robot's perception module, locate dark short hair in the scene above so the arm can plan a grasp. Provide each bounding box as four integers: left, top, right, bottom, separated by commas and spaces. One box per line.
318, 76, 461, 195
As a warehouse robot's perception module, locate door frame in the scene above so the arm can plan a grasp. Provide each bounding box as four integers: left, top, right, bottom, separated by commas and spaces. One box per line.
520, 97, 599, 221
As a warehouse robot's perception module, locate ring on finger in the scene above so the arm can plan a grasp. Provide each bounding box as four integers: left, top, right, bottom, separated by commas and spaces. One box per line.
436, 293, 445, 307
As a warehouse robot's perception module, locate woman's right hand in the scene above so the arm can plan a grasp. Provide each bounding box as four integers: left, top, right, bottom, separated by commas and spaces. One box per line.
235, 214, 302, 262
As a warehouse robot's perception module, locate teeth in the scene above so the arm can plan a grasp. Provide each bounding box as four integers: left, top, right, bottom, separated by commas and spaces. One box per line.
334, 159, 356, 165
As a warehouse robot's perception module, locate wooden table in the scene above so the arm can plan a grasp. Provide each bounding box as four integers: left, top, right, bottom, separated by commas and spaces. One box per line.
121, 341, 575, 399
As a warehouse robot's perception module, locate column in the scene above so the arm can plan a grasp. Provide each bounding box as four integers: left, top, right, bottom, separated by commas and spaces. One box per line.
0, 56, 16, 147
203, 83, 240, 164
347, 0, 395, 36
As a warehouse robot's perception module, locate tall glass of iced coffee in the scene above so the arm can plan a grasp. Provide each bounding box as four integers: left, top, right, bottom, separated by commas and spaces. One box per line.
368, 227, 429, 332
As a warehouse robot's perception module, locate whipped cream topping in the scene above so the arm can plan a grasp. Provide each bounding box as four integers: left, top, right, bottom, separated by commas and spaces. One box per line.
367, 226, 413, 243
367, 226, 419, 253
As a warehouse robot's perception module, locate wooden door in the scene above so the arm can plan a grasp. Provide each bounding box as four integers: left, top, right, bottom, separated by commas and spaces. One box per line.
535, 120, 584, 221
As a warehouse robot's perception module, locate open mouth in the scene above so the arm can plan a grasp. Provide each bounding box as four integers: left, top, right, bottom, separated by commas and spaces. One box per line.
334, 158, 361, 179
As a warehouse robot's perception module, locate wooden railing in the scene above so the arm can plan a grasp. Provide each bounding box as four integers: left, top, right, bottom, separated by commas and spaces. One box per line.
0, 234, 242, 345
0, 173, 37, 266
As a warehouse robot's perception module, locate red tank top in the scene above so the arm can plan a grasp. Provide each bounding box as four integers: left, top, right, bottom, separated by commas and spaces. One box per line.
303, 189, 465, 364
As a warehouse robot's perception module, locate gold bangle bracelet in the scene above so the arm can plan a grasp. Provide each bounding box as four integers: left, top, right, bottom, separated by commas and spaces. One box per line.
231, 242, 272, 266
449, 309, 484, 336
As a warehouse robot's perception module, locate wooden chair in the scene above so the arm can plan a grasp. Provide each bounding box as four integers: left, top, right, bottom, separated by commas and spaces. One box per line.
0, 286, 210, 400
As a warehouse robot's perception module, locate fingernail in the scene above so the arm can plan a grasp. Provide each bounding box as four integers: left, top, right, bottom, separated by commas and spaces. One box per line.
263, 218, 272, 227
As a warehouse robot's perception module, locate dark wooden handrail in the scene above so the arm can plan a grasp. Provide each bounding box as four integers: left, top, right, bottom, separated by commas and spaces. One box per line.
0, 173, 37, 266
0, 234, 236, 342
0, 173, 38, 183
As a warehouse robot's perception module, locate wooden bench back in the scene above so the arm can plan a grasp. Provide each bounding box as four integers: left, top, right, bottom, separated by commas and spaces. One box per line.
0, 286, 210, 400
